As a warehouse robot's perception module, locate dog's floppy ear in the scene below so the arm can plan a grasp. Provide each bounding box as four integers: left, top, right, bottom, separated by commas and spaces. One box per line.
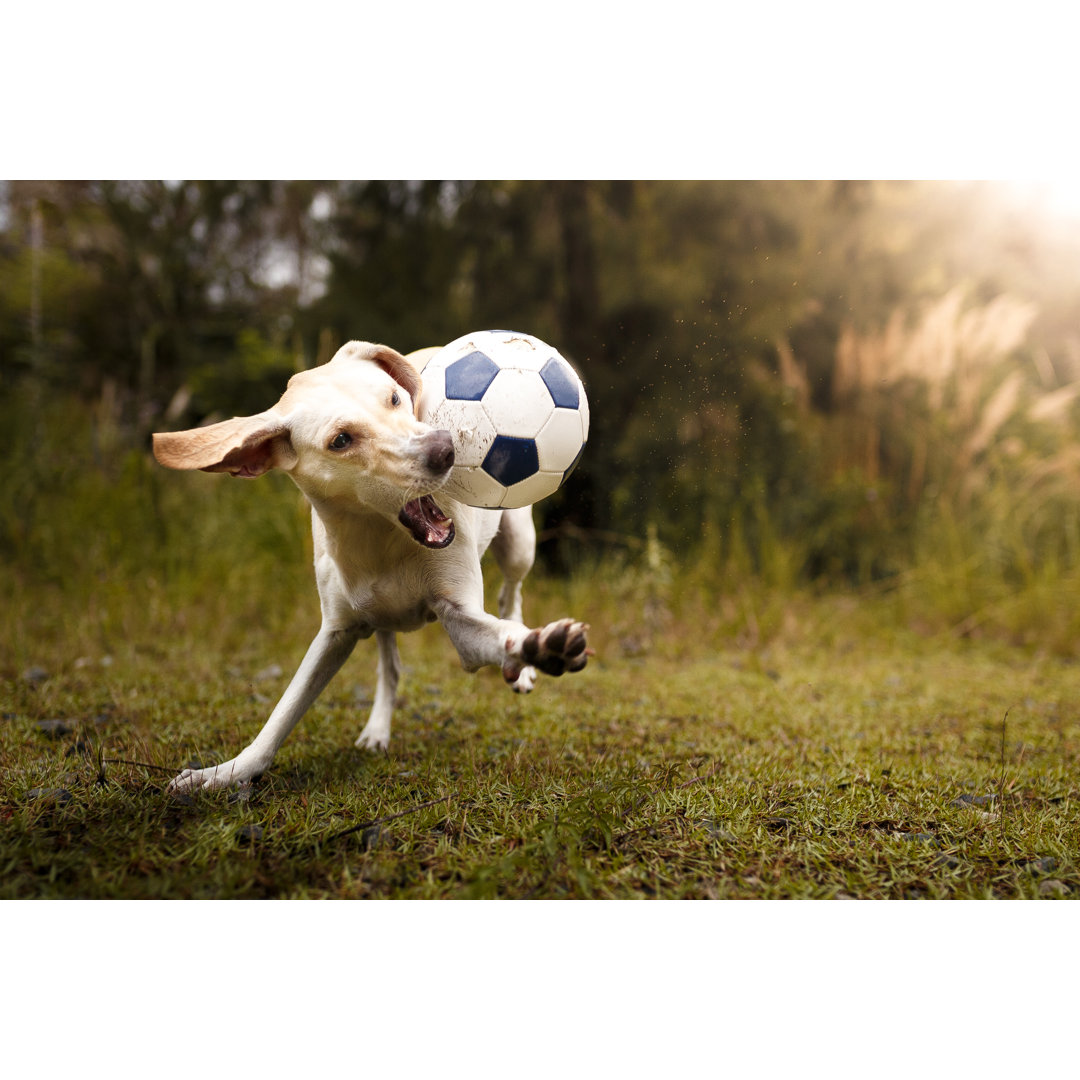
153, 414, 296, 477
335, 341, 424, 415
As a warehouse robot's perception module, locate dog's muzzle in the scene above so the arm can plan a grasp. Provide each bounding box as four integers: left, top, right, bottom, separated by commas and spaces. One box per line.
422, 429, 455, 475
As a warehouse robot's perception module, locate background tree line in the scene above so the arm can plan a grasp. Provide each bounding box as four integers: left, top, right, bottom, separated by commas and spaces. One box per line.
4, 179, 1080, 599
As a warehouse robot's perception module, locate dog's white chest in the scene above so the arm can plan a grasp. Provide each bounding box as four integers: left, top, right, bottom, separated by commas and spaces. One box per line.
350, 585, 437, 633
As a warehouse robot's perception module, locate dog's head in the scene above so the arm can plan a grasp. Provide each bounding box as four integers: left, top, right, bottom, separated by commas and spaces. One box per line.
152, 342, 457, 549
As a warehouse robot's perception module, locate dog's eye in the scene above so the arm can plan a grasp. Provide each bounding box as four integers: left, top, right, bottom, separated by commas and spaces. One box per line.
391, 391, 401, 408
329, 432, 352, 450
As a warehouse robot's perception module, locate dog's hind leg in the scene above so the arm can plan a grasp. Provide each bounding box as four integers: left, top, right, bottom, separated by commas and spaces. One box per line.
490, 507, 537, 692
355, 630, 400, 751
169, 624, 363, 792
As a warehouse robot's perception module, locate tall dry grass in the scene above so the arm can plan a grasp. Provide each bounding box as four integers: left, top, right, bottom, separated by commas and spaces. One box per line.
775, 285, 1080, 649
779, 285, 1080, 500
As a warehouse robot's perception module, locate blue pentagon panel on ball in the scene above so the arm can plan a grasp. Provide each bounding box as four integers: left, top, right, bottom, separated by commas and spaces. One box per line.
539, 357, 580, 409
482, 435, 540, 487
445, 351, 500, 401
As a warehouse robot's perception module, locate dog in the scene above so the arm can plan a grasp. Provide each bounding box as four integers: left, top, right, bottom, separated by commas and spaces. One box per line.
152, 341, 590, 791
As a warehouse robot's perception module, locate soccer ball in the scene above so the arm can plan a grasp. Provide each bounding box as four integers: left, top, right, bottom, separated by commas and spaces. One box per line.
417, 330, 590, 509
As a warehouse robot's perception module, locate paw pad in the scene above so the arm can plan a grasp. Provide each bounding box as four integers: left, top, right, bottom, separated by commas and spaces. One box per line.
522, 619, 589, 677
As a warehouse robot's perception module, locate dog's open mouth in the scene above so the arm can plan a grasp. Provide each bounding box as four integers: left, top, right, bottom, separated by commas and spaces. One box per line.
399, 496, 455, 549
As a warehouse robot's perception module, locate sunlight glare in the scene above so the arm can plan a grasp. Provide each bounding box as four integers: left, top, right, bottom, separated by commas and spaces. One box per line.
1002, 179, 1080, 221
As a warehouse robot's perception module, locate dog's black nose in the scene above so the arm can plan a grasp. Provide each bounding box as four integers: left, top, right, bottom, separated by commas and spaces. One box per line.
425, 430, 455, 474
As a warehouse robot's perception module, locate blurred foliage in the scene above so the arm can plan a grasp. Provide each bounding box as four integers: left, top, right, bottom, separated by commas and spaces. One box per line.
4, 178, 1080, 619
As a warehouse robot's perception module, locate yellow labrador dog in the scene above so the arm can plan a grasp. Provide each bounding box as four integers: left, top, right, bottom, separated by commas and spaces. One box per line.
153, 341, 589, 792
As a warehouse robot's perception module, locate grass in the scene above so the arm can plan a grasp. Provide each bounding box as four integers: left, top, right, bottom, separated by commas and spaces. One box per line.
3, 562, 1078, 899
2, 391, 1077, 899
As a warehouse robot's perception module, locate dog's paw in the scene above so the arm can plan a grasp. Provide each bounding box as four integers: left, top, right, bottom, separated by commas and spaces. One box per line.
355, 724, 390, 752
503, 663, 537, 693
519, 618, 590, 677
169, 766, 232, 793
167, 753, 263, 793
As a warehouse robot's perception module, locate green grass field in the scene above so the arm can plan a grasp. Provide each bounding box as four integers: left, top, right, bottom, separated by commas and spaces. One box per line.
3, 560, 1077, 900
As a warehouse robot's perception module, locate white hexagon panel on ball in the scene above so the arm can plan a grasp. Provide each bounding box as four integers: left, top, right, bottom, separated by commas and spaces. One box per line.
424, 396, 497, 470
480, 369, 555, 439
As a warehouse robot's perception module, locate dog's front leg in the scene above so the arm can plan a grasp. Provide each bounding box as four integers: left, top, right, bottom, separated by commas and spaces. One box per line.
168, 624, 363, 792
355, 630, 400, 751
432, 599, 589, 685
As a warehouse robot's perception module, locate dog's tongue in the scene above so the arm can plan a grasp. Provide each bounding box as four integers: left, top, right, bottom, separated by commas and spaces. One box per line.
399, 496, 455, 549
